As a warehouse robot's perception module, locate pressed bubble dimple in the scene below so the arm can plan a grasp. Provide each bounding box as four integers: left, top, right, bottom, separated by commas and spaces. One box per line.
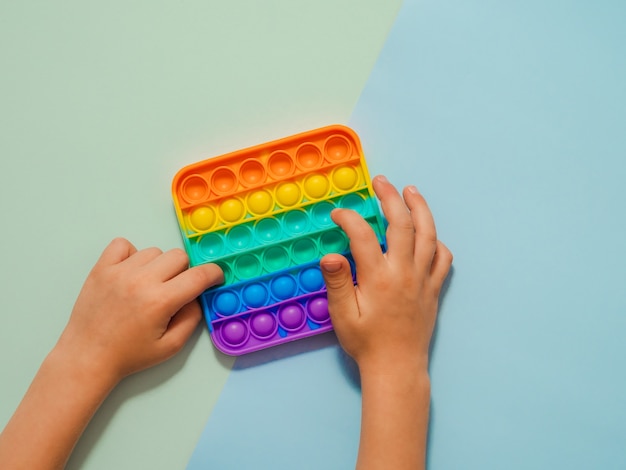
324, 135, 352, 161
262, 245, 290, 271
339, 193, 365, 213
198, 233, 225, 259
296, 143, 323, 170
320, 230, 348, 254
254, 218, 282, 243
234, 254, 262, 279
268, 151, 295, 179
181, 175, 209, 203
226, 225, 253, 251
291, 238, 318, 264
283, 210, 310, 235
310, 201, 335, 228
211, 167, 238, 194
240, 159, 266, 186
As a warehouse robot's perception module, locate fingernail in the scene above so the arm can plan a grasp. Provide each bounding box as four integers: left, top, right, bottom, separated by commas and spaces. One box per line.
407, 185, 418, 194
376, 175, 388, 183
322, 262, 342, 273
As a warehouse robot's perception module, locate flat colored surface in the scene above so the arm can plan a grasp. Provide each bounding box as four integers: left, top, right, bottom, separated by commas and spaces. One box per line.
0, 2, 401, 469
191, 0, 626, 468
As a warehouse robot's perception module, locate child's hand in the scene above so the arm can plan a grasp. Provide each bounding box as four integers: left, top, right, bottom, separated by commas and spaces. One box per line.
57, 238, 223, 383
320, 175, 452, 374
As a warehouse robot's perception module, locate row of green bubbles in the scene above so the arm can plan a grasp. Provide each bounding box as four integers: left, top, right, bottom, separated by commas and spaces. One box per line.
331, 165, 360, 192
217, 262, 233, 284
226, 224, 254, 251
299, 266, 325, 292
291, 238, 318, 264
188, 206, 217, 232
282, 209, 310, 235
270, 274, 298, 300
302, 173, 330, 200
254, 217, 282, 244
338, 192, 366, 213
274, 181, 302, 208
246, 189, 274, 216
198, 233, 225, 260
218, 197, 245, 223
319, 229, 349, 255
212, 289, 241, 316
234, 253, 262, 280
242, 282, 270, 309
310, 201, 335, 228
263, 245, 290, 271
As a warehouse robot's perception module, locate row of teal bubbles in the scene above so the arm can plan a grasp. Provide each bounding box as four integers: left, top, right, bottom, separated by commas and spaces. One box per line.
190, 191, 374, 265
214, 295, 331, 349
208, 265, 326, 317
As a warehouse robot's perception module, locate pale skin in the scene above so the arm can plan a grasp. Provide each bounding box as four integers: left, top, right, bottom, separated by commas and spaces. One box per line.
0, 175, 451, 470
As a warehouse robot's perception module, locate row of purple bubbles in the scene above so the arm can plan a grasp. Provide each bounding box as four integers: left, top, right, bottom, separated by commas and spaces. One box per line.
215, 296, 331, 349
210, 266, 326, 316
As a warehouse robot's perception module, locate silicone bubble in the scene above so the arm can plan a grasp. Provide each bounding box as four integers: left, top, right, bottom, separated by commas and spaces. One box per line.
278, 303, 306, 331
282, 209, 310, 235
212, 290, 241, 316
295, 143, 323, 170
331, 165, 359, 192
234, 254, 262, 279
274, 182, 301, 208
306, 296, 330, 323
310, 201, 335, 228
338, 193, 365, 213
242, 282, 270, 309
218, 197, 245, 223
220, 319, 249, 347
250, 312, 277, 339
291, 238, 318, 264
246, 189, 273, 216
254, 218, 282, 244
299, 267, 324, 292
181, 175, 209, 203
262, 245, 290, 271
303, 173, 330, 200
270, 274, 298, 300
268, 151, 295, 179
226, 225, 253, 251
324, 135, 352, 161
198, 233, 225, 259
189, 206, 216, 232
239, 159, 266, 187
211, 167, 238, 194
320, 230, 348, 254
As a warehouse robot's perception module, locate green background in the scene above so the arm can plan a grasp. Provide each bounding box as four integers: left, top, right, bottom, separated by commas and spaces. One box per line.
0, 1, 401, 468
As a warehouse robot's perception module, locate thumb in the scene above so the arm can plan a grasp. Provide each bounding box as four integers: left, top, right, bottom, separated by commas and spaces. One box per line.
320, 254, 359, 327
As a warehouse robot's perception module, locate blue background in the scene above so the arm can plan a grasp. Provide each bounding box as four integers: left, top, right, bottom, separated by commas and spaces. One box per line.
189, 0, 626, 468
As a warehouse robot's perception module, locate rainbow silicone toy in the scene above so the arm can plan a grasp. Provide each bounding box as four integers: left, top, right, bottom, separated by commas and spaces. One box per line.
172, 125, 386, 355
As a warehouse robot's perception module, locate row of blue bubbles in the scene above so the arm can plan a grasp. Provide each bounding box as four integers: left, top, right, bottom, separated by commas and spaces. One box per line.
270, 274, 298, 300
213, 290, 240, 316
242, 282, 269, 308
299, 267, 324, 292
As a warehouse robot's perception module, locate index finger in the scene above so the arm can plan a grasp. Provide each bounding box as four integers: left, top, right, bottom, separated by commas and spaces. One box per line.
162, 263, 224, 310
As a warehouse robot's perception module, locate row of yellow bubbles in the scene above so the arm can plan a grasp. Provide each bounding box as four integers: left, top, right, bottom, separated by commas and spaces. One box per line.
190, 193, 371, 263
210, 266, 325, 317
216, 294, 331, 349
185, 165, 365, 234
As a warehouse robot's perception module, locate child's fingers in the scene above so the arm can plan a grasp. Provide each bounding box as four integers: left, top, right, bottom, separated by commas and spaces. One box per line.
430, 241, 453, 292
320, 254, 360, 326
159, 301, 203, 358
403, 186, 438, 271
96, 238, 137, 266
144, 248, 190, 282
163, 263, 224, 311
123, 247, 164, 268
372, 176, 416, 263
331, 209, 384, 278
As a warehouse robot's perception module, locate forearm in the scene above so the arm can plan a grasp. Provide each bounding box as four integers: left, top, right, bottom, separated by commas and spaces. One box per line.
0, 343, 118, 470
356, 363, 431, 470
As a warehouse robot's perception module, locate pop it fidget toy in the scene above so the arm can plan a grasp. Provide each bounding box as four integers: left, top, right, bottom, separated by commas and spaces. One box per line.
172, 125, 386, 355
